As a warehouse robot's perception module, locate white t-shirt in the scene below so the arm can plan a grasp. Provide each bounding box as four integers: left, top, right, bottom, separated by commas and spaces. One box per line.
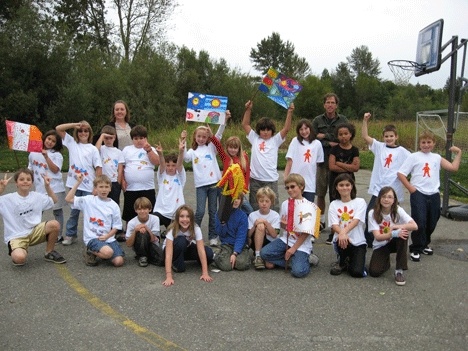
163, 225, 203, 249
398, 151, 442, 195
285, 137, 324, 193
368, 206, 413, 250
328, 198, 367, 246
28, 150, 65, 194
247, 130, 285, 182
0, 191, 54, 243
62, 133, 102, 192
154, 168, 186, 219
100, 145, 125, 182
71, 195, 122, 245
277, 199, 313, 254
248, 209, 281, 242
184, 144, 221, 187
122, 145, 156, 190
368, 139, 410, 201
125, 214, 160, 241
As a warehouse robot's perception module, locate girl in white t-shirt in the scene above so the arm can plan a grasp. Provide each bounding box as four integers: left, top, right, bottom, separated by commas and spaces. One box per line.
328, 173, 367, 278
56, 121, 102, 245
284, 119, 324, 203
368, 186, 417, 286
162, 205, 213, 287
183, 125, 224, 246
241, 100, 294, 212
28, 130, 66, 241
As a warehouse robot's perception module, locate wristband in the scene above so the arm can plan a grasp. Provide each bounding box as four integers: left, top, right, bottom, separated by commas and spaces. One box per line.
391, 229, 400, 238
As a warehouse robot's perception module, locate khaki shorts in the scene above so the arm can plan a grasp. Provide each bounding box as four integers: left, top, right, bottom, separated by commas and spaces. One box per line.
315, 164, 329, 197
8, 222, 47, 254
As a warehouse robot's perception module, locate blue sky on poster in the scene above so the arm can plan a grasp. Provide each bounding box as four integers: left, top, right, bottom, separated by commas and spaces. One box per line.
166, 0, 468, 89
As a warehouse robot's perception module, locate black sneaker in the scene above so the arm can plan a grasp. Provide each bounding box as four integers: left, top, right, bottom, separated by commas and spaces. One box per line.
319, 222, 326, 231
410, 252, 420, 262
422, 247, 434, 255
325, 233, 333, 245
138, 256, 148, 267
44, 250, 66, 264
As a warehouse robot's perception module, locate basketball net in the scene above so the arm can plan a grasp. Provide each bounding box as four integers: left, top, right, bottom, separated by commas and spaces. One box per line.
388, 60, 420, 85
418, 114, 447, 141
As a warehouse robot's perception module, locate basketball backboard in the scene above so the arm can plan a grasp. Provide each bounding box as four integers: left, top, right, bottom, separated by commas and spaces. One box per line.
415, 19, 444, 77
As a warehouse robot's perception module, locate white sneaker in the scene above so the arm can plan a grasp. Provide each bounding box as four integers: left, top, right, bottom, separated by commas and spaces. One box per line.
209, 237, 219, 246
62, 236, 77, 246
309, 253, 319, 266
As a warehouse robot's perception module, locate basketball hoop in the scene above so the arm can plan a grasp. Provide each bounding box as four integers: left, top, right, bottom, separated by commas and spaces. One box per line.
388, 60, 424, 85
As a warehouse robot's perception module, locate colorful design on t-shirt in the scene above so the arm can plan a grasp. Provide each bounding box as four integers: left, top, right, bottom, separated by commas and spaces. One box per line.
138, 152, 145, 159
379, 220, 391, 234
384, 154, 393, 168
337, 206, 354, 226
298, 211, 313, 224
259, 141, 266, 152
303, 149, 311, 163
137, 161, 148, 170
194, 157, 199, 164
32, 159, 48, 170
89, 217, 104, 227
70, 164, 89, 176
423, 162, 431, 177
204, 154, 213, 161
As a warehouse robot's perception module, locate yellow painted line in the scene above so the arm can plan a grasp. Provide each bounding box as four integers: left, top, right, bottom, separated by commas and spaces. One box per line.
56, 265, 186, 351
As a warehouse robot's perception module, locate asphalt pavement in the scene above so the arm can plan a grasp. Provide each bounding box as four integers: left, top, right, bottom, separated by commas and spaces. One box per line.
0, 170, 467, 351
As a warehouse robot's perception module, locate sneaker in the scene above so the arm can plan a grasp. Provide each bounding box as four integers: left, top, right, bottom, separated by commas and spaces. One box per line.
254, 256, 265, 270
422, 247, 434, 255
319, 222, 326, 231
330, 261, 347, 275
209, 237, 219, 246
83, 249, 98, 266
395, 272, 406, 286
56, 236, 63, 243
44, 250, 66, 264
325, 234, 333, 245
138, 256, 148, 267
410, 252, 420, 262
115, 232, 126, 242
62, 236, 77, 246
309, 253, 319, 266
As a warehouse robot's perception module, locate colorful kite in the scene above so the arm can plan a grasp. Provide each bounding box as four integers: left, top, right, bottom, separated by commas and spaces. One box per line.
258, 67, 302, 109
5, 120, 42, 152
186, 92, 228, 125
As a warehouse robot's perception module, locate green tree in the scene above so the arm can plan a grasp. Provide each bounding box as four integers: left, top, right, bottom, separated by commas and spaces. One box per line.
250, 32, 310, 79
330, 62, 356, 117
347, 45, 381, 78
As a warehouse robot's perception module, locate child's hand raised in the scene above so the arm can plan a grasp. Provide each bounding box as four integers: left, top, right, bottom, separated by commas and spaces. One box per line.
75, 173, 84, 183
225, 110, 232, 122
363, 112, 372, 121
41, 173, 52, 186
450, 145, 461, 154
180, 130, 187, 140
245, 100, 253, 110
155, 142, 163, 154
0, 174, 12, 187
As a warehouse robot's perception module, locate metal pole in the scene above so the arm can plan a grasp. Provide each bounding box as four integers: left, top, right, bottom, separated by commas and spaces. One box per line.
442, 36, 458, 217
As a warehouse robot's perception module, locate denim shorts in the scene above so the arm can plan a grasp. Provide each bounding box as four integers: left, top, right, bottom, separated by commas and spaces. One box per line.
87, 239, 125, 259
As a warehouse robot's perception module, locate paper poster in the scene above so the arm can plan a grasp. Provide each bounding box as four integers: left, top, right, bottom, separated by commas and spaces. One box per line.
186, 92, 228, 124
5, 120, 42, 152
258, 67, 302, 109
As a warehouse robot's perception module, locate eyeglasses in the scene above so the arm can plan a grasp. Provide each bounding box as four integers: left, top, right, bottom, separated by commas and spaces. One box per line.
285, 185, 297, 190
77, 129, 90, 133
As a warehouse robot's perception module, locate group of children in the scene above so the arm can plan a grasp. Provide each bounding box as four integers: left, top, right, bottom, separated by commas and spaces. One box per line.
0, 97, 463, 288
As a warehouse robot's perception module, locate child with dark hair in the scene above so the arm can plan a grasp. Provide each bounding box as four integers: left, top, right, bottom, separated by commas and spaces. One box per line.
362, 112, 410, 247
328, 173, 367, 277
121, 125, 159, 237
154, 134, 186, 233
368, 186, 417, 286
126, 197, 163, 267
326, 122, 360, 244
28, 130, 66, 241
284, 119, 324, 203
242, 100, 294, 212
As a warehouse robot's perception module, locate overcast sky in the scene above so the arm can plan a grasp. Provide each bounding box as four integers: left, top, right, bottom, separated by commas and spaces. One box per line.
166, 0, 468, 89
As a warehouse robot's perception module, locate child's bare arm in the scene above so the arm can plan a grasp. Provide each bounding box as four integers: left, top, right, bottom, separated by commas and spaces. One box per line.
362, 112, 374, 146
65, 174, 84, 203
241, 100, 253, 134
176, 137, 185, 172
279, 103, 294, 139
42, 174, 58, 204
144, 142, 160, 166
441, 146, 462, 172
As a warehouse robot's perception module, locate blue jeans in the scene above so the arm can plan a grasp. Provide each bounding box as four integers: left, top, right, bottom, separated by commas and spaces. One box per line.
66, 189, 91, 237
169, 236, 214, 272
260, 238, 310, 278
409, 190, 440, 254
195, 184, 219, 240
87, 239, 125, 259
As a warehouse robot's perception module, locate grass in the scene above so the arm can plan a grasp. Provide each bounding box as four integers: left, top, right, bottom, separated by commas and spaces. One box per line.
1, 118, 467, 201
